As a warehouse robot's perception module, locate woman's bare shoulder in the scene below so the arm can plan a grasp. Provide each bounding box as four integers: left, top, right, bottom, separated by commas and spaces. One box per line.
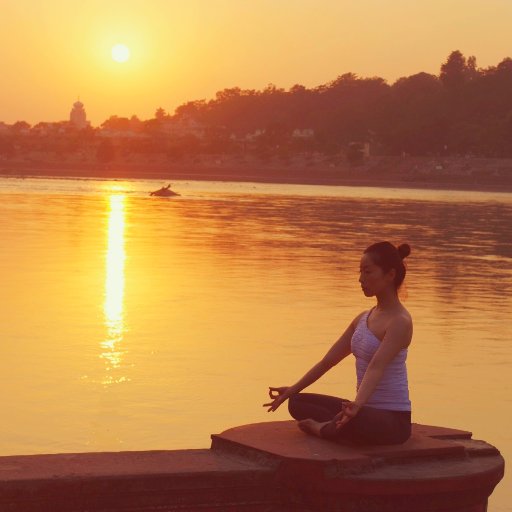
397, 305, 413, 325
351, 310, 368, 328
391, 306, 413, 341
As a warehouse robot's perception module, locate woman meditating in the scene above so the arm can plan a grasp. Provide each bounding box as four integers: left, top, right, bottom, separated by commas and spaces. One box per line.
263, 241, 412, 445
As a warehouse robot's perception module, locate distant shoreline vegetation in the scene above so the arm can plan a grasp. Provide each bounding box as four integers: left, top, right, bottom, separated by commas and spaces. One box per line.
1, 51, 512, 168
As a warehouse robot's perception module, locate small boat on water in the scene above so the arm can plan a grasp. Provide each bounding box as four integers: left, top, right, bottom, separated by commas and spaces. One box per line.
149, 184, 180, 197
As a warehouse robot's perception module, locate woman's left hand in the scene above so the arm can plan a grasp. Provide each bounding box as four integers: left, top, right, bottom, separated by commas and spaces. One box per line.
335, 401, 362, 429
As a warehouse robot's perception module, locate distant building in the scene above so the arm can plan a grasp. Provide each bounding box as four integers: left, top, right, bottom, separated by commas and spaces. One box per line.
292, 128, 315, 138
69, 100, 90, 129
229, 129, 266, 142
98, 129, 148, 139
346, 141, 371, 164
243, 129, 265, 141
160, 114, 206, 139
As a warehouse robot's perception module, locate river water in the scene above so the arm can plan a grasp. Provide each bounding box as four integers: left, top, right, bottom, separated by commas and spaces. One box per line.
1, 177, 510, 510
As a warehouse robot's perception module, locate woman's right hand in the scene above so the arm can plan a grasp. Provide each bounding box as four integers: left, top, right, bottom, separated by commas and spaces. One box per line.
263, 386, 293, 412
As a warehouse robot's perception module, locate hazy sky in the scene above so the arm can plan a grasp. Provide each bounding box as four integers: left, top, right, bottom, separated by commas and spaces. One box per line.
1, 0, 511, 125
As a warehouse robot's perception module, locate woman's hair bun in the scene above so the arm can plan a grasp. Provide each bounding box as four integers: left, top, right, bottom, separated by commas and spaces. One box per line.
397, 243, 411, 260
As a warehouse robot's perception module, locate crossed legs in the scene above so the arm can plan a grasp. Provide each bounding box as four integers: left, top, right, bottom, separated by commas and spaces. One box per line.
288, 392, 412, 445
288, 392, 350, 439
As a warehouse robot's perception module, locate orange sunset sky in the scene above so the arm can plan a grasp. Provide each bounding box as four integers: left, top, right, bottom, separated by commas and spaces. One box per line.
2, 0, 511, 125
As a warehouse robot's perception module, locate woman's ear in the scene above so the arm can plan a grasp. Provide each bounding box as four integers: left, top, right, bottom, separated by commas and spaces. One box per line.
386, 268, 397, 284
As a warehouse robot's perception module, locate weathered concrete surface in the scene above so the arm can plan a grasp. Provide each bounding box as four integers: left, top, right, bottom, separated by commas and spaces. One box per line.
0, 449, 288, 511
211, 420, 470, 466
211, 421, 505, 512
0, 421, 504, 512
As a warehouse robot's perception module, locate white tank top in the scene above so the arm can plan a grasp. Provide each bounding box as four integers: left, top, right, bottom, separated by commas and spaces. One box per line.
350, 308, 412, 411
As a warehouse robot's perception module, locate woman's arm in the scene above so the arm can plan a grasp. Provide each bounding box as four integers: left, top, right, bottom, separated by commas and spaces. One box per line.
264, 313, 365, 412
287, 312, 363, 396
264, 360, 332, 412
335, 315, 412, 428
352, 315, 412, 407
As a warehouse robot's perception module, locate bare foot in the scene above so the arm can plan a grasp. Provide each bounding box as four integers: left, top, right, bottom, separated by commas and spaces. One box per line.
297, 419, 331, 438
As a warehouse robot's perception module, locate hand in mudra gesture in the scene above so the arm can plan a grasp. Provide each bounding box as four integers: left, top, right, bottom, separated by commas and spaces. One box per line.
263, 386, 292, 412
334, 401, 362, 429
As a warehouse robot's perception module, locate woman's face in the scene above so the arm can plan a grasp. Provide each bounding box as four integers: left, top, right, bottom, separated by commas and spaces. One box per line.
359, 253, 395, 296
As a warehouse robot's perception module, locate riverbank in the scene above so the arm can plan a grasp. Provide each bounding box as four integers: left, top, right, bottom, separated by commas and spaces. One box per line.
1, 155, 512, 192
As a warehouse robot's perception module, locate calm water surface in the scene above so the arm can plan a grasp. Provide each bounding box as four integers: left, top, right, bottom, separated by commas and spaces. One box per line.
1, 177, 511, 510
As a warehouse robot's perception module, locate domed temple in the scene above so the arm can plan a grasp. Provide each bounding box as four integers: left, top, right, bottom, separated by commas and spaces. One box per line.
69, 100, 89, 129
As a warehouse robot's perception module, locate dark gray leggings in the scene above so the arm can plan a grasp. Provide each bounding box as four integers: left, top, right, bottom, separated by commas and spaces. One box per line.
288, 392, 411, 446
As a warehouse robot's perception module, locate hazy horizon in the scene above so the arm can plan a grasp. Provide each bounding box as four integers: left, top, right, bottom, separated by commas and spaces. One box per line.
2, 0, 512, 125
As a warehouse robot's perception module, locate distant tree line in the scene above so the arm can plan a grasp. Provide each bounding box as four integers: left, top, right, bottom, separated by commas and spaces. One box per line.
1, 51, 512, 162
168, 50, 512, 157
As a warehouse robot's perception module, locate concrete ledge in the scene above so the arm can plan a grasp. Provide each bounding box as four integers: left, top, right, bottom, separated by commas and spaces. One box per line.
211, 421, 505, 511
0, 449, 285, 511
0, 421, 505, 512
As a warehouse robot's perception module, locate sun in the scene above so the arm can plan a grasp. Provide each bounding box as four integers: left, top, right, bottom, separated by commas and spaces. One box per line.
111, 44, 130, 63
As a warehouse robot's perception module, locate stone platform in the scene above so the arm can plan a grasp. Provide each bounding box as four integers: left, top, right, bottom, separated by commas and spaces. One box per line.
0, 420, 505, 511
211, 420, 505, 511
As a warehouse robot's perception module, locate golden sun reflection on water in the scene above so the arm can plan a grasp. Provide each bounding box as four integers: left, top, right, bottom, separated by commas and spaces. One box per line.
101, 194, 128, 385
